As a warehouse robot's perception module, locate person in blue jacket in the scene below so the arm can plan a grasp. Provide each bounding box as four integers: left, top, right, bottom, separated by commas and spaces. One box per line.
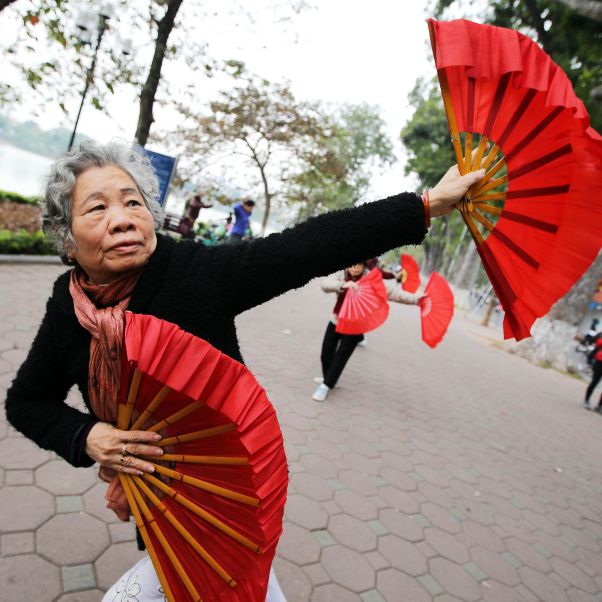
228, 198, 255, 243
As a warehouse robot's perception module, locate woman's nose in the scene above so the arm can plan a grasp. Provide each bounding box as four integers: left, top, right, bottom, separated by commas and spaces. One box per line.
108, 206, 135, 232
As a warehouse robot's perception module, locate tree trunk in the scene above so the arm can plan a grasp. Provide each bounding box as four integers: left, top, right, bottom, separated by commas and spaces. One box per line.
259, 165, 272, 235
134, 0, 183, 146
554, 0, 602, 22
454, 243, 478, 289
481, 295, 497, 327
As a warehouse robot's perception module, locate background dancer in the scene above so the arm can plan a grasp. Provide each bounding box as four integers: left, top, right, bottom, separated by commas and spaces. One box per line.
312, 262, 422, 402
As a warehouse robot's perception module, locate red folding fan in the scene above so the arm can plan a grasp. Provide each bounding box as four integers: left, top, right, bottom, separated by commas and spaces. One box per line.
428, 18, 602, 340
336, 268, 389, 335
419, 272, 454, 348
116, 312, 288, 602
399, 254, 421, 293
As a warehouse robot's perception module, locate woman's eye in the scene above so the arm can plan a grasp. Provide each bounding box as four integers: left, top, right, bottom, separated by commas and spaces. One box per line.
89, 204, 105, 212
127, 199, 142, 207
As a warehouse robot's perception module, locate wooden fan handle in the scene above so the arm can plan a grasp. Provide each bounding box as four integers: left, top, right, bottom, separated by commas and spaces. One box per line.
119, 475, 176, 602
133, 475, 237, 588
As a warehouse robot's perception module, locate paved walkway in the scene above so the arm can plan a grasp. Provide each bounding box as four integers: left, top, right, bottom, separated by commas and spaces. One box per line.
0, 262, 600, 602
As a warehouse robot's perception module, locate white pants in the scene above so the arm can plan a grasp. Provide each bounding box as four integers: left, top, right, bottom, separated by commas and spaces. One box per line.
102, 555, 287, 602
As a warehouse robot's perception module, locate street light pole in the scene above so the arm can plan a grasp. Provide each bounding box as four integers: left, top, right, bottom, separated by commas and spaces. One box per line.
67, 12, 110, 152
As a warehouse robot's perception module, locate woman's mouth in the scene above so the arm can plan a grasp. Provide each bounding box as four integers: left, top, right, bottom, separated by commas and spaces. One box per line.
108, 240, 142, 254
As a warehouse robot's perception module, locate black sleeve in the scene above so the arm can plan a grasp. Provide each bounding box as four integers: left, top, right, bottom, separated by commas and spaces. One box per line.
202, 192, 426, 316
4, 296, 98, 468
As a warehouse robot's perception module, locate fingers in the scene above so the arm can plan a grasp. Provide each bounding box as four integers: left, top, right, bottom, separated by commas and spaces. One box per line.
86, 424, 163, 476
117, 452, 157, 476
117, 432, 163, 475
123, 430, 162, 444
462, 169, 486, 188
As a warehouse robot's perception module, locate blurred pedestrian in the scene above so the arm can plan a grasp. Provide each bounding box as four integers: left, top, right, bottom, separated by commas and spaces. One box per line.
584, 335, 602, 411
178, 192, 213, 238
228, 198, 255, 243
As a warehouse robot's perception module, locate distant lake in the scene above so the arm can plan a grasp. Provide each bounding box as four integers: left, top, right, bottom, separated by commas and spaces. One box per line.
0, 143, 54, 197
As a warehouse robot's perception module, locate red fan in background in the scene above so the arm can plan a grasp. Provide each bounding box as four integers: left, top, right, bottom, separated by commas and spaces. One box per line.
336, 268, 389, 335
116, 312, 288, 602
399, 254, 421, 293
419, 272, 454, 348
428, 18, 602, 341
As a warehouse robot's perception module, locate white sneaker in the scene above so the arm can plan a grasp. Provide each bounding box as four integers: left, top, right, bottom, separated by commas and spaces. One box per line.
312, 383, 330, 402
358, 339, 367, 347
313, 376, 324, 384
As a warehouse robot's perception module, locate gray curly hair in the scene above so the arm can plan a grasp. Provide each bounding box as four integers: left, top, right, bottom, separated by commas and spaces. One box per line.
42, 140, 164, 260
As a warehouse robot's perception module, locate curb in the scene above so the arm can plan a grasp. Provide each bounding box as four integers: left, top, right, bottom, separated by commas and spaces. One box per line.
0, 254, 62, 264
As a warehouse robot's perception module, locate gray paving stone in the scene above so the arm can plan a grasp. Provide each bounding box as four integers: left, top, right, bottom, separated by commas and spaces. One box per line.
312, 583, 361, 601
329, 515, 377, 552
378, 535, 427, 576
378, 510, 424, 545
1, 531, 35, 556
35, 459, 97, 495
0, 437, 50, 469
418, 574, 446, 596
108, 521, 137, 544
361, 590, 386, 602
429, 557, 482, 601
95, 542, 147, 591
37, 513, 110, 564
302, 562, 330, 586
285, 494, 328, 530
313, 529, 337, 548
56, 495, 85, 513
0, 554, 61, 600
321, 545, 375, 592
464, 561, 489, 581
367, 519, 389, 536
5, 469, 34, 485
519, 566, 570, 602
0, 484, 54, 531
277, 522, 321, 566
272, 557, 312, 602
57, 591, 106, 601
471, 546, 520, 586
62, 564, 97, 593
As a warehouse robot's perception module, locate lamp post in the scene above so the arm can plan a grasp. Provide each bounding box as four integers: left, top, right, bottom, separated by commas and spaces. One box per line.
67, 2, 115, 151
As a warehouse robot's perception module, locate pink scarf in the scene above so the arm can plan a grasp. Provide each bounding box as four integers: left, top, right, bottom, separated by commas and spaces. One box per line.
69, 268, 142, 521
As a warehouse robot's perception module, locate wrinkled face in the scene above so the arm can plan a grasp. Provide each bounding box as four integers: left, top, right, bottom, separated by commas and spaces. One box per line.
347, 263, 364, 278
69, 166, 157, 284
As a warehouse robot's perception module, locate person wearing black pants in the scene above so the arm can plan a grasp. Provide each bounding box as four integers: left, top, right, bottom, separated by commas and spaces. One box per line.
584, 335, 602, 411
312, 262, 421, 402
320, 321, 364, 389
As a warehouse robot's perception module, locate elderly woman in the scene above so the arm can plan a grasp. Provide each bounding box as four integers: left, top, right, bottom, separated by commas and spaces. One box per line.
5, 141, 484, 599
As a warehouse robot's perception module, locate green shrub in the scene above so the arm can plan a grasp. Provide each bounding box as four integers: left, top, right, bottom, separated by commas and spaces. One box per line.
0, 190, 41, 205
0, 229, 57, 255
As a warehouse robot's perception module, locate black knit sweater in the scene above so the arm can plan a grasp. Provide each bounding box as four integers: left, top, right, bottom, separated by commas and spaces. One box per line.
5, 193, 426, 467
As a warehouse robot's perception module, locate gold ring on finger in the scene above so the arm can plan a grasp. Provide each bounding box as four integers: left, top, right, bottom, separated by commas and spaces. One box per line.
121, 443, 128, 457
120, 455, 126, 466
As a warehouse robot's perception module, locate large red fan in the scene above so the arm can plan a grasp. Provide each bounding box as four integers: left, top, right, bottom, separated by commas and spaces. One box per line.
336, 268, 389, 335
419, 272, 454, 348
116, 312, 288, 602
428, 18, 602, 341
399, 254, 421, 293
